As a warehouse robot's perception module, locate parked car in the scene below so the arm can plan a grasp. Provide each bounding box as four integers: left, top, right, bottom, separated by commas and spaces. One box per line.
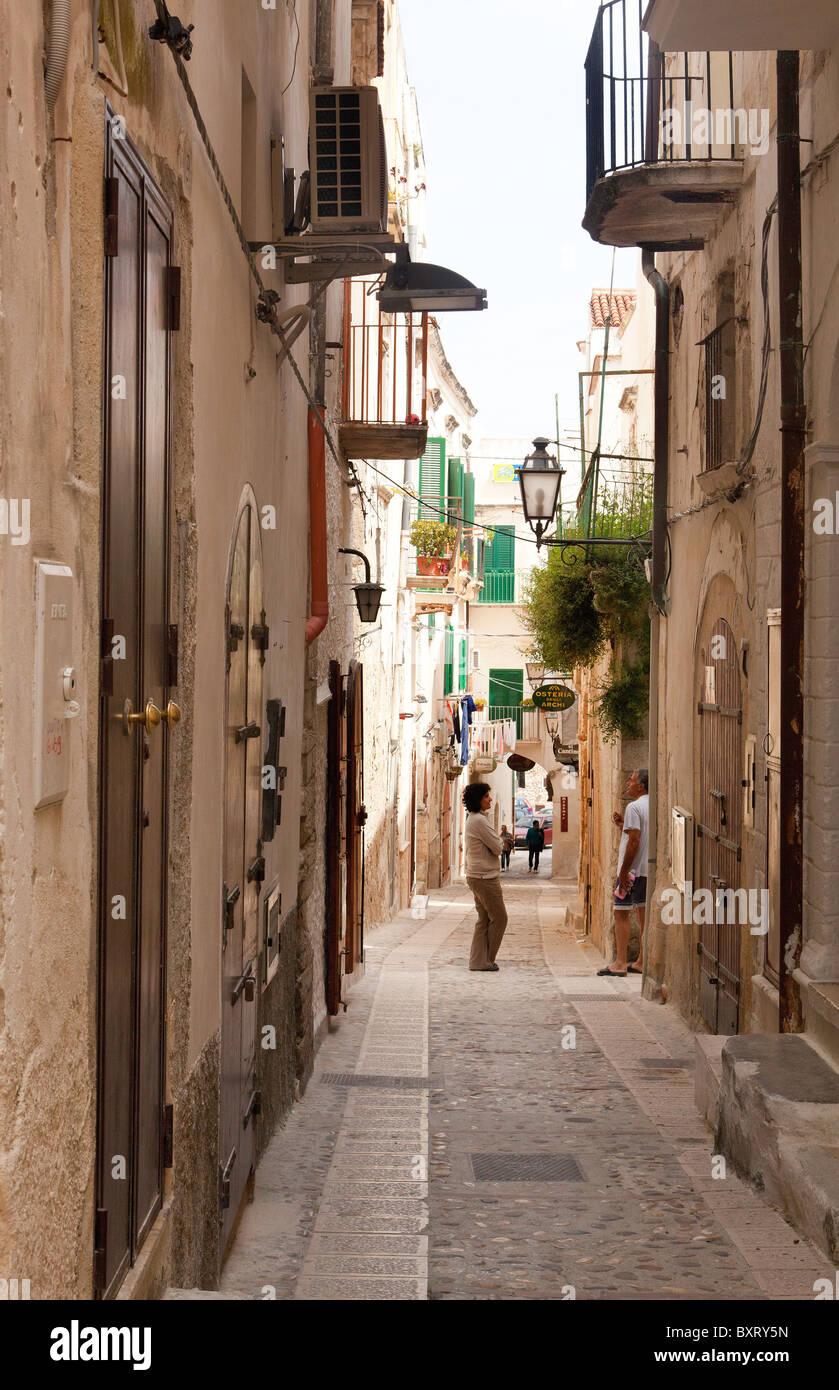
514, 796, 532, 819
514, 811, 553, 850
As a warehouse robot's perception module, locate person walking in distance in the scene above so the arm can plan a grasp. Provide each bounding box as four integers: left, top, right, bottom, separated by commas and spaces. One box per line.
598, 769, 649, 977
526, 818, 545, 872
500, 824, 514, 871
463, 782, 508, 972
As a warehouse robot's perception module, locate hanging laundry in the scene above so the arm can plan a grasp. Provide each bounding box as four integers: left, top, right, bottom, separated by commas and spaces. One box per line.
463, 693, 477, 725
460, 699, 470, 765
449, 701, 460, 742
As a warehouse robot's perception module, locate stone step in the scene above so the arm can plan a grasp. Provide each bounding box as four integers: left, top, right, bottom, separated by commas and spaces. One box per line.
694, 1033, 727, 1130
716, 1032, 839, 1263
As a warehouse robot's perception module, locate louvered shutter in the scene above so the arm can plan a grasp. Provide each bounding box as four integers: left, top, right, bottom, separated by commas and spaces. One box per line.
418, 436, 446, 520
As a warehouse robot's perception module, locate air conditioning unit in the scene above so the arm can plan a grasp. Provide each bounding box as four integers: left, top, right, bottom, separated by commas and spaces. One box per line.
309, 86, 387, 233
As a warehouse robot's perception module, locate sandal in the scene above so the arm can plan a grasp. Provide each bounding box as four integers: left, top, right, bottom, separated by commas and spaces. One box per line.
596, 966, 627, 977
627, 965, 643, 975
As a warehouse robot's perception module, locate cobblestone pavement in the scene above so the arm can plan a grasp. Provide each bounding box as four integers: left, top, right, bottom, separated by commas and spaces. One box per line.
214, 875, 831, 1301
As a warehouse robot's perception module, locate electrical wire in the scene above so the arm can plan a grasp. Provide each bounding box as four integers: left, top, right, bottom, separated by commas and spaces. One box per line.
280, 0, 300, 98
148, 0, 365, 503
738, 197, 776, 475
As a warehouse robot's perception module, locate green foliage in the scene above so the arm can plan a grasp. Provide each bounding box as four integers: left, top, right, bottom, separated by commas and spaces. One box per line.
522, 552, 604, 672
409, 518, 458, 557
521, 529, 653, 742
594, 638, 651, 743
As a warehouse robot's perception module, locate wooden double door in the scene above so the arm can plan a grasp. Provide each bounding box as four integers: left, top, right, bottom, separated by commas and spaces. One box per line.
326, 661, 366, 1013
696, 617, 743, 1034
96, 124, 176, 1297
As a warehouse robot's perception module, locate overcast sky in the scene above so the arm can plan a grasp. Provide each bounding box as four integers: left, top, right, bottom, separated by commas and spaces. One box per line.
399, 0, 638, 457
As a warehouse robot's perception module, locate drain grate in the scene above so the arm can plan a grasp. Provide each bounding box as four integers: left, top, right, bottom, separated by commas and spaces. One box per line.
320, 1072, 430, 1089
469, 1153, 586, 1183
561, 994, 632, 1003
637, 1058, 691, 1069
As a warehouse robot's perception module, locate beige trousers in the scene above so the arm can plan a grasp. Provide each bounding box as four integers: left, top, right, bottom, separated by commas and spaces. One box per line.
466, 875, 508, 970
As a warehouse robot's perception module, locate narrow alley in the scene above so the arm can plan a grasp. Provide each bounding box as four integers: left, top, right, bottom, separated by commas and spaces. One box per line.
209, 865, 830, 1303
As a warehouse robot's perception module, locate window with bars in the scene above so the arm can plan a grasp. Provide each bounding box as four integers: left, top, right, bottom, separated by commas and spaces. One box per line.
703, 273, 737, 472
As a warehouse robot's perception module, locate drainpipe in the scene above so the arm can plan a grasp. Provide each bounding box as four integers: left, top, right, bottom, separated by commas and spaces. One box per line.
776, 52, 806, 1034
45, 0, 71, 109
306, 407, 329, 646
641, 248, 670, 1001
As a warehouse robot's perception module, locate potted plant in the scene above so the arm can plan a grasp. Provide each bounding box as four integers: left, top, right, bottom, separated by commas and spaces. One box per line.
409, 518, 458, 575
473, 697, 487, 711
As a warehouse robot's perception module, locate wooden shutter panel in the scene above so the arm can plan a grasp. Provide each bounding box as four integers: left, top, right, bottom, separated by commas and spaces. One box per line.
493, 525, 515, 572
444, 624, 454, 695
459, 638, 467, 693
447, 456, 462, 523
419, 436, 446, 519
463, 472, 475, 527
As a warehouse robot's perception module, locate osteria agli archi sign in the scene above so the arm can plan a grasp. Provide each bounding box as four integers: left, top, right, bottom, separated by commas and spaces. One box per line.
531, 683, 576, 711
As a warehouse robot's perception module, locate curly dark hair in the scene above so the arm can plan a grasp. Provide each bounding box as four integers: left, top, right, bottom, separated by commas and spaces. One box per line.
462, 782, 491, 813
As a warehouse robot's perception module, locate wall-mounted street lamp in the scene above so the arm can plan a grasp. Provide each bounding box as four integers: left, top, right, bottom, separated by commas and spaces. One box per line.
518, 438, 565, 548
526, 660, 546, 689
378, 246, 487, 315
338, 548, 385, 623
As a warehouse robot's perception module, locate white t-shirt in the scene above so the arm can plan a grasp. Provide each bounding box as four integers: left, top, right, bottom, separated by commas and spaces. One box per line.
618, 793, 649, 877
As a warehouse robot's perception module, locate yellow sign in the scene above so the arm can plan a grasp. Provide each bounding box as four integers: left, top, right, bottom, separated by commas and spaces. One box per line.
492, 464, 516, 482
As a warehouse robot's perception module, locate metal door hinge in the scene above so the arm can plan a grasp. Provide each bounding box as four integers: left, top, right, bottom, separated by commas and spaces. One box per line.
104, 176, 119, 256
219, 1149, 236, 1213
167, 266, 181, 331
243, 1090, 262, 1129
222, 882, 240, 949
163, 1103, 174, 1169
227, 619, 245, 654
235, 720, 261, 743
232, 963, 256, 1005
93, 1208, 108, 1291
251, 610, 269, 664
247, 855, 265, 884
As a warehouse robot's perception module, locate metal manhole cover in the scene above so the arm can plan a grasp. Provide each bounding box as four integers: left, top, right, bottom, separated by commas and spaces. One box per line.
469, 1153, 586, 1183
320, 1073, 430, 1089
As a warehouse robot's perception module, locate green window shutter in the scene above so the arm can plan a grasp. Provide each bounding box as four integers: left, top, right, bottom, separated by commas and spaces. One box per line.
419, 436, 446, 520
462, 472, 475, 527
428, 613, 435, 633
488, 667, 524, 735
444, 624, 454, 695
489, 524, 515, 572
459, 638, 467, 693
447, 456, 463, 524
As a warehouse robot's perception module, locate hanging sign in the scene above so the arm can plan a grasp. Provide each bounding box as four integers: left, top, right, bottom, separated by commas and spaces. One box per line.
507, 754, 535, 773
531, 683, 576, 712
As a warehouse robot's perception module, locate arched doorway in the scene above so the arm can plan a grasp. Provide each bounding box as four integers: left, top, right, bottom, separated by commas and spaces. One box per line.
219, 492, 264, 1257
696, 615, 743, 1033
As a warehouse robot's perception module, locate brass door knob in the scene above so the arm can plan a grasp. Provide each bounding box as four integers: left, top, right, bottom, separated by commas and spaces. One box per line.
124, 699, 162, 733
163, 701, 181, 729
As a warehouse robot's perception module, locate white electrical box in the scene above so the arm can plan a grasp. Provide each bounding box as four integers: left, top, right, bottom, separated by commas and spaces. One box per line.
34, 561, 79, 809
671, 806, 694, 895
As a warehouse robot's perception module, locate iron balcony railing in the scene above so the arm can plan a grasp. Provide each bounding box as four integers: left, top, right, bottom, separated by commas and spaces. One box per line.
342, 281, 428, 425
585, 0, 736, 203
476, 569, 535, 605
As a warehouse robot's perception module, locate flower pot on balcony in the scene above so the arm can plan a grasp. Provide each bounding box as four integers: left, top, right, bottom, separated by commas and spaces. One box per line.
417, 556, 438, 576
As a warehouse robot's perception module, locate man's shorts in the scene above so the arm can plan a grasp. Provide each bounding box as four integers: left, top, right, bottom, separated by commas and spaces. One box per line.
613, 874, 647, 909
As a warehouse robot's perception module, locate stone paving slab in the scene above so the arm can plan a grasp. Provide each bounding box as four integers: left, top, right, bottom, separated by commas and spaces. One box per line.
207, 877, 831, 1302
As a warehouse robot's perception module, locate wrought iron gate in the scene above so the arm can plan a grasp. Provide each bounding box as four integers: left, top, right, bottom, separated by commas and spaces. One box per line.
697, 617, 742, 1034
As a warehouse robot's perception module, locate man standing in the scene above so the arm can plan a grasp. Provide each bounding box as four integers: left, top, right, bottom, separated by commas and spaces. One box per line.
526, 819, 545, 872
597, 769, 649, 978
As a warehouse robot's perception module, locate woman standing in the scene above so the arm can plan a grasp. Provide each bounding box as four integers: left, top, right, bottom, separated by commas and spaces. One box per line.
500, 824, 514, 871
462, 782, 508, 972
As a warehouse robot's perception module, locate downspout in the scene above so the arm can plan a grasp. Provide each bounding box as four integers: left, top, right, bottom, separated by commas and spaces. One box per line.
776, 52, 806, 1033
45, 0, 71, 109
641, 249, 670, 1001
306, 407, 329, 646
